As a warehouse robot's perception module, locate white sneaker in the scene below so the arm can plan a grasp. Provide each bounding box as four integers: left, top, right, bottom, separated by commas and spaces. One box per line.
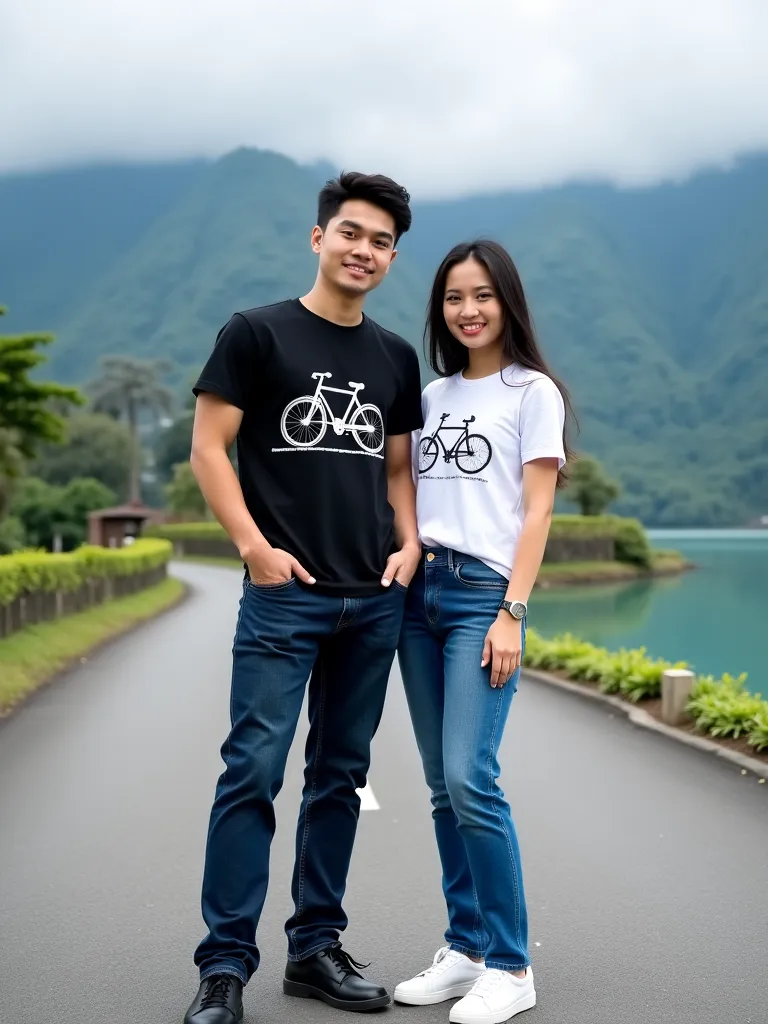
394, 946, 486, 1006
449, 967, 536, 1023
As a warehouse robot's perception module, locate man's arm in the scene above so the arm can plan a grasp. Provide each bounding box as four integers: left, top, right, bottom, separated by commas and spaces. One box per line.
190, 392, 315, 585
380, 432, 421, 588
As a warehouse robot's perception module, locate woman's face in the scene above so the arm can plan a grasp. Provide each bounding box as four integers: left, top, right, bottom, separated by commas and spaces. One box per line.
443, 257, 504, 352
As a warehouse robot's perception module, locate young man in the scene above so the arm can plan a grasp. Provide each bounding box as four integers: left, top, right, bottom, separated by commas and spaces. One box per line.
183, 172, 423, 1024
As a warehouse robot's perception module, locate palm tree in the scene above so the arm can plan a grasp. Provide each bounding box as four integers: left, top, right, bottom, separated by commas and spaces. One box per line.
87, 356, 175, 505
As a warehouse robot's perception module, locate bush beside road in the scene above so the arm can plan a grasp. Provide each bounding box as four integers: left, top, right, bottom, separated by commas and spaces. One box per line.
524, 628, 768, 759
0, 538, 173, 636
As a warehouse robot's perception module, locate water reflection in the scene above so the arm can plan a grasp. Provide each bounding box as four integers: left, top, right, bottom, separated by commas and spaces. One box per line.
531, 578, 660, 644
529, 530, 768, 692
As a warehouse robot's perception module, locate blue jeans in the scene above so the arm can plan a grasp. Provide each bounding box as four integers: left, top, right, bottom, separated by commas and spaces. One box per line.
194, 577, 407, 984
397, 548, 529, 971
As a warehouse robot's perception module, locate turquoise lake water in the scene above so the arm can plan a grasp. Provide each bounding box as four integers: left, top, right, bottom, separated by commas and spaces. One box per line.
528, 530, 768, 695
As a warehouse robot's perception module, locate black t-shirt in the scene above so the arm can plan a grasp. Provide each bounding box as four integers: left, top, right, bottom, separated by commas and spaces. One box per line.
193, 299, 423, 596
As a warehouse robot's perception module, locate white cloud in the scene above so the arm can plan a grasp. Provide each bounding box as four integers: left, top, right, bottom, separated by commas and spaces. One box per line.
2, 0, 767, 197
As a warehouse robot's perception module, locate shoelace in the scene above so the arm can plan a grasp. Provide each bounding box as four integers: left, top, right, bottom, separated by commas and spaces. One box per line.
321, 942, 370, 980
200, 976, 234, 1009
471, 968, 508, 998
419, 947, 464, 977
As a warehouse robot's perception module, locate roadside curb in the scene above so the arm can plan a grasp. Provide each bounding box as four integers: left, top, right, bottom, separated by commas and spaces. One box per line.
522, 667, 768, 781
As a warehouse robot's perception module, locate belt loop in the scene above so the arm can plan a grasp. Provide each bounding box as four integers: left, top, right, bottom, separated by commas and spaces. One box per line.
447, 548, 455, 572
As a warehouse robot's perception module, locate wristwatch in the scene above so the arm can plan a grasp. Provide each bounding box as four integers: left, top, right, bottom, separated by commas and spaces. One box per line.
499, 599, 527, 620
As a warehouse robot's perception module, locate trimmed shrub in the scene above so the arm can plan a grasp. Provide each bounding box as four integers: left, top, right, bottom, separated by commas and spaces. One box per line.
610, 517, 652, 568
0, 539, 172, 606
145, 521, 227, 541
547, 514, 618, 539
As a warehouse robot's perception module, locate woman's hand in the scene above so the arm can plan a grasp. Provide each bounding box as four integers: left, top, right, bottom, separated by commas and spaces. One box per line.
481, 613, 523, 688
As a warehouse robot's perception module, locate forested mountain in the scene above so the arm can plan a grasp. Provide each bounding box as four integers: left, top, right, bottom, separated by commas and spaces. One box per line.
1, 149, 767, 526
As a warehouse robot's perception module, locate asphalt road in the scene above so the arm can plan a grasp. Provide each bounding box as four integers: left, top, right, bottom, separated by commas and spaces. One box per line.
1, 561, 767, 1024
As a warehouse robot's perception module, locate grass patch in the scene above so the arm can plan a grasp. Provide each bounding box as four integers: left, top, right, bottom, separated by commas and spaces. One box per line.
651, 550, 691, 571
0, 576, 185, 717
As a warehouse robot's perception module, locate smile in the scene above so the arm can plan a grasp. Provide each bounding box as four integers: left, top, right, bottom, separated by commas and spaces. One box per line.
460, 323, 486, 335
344, 263, 372, 276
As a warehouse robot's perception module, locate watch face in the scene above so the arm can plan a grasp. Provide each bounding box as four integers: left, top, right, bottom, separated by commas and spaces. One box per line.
510, 601, 526, 619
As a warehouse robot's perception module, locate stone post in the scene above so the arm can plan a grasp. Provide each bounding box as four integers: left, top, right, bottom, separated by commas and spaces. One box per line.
661, 669, 696, 726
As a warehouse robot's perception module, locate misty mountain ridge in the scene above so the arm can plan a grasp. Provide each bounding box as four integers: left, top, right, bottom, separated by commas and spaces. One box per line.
1, 147, 767, 526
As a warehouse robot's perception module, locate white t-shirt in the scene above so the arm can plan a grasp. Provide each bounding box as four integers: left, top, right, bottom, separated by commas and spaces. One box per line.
414, 365, 566, 579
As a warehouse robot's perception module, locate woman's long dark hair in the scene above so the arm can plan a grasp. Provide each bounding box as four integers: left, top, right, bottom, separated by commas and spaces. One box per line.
426, 239, 576, 486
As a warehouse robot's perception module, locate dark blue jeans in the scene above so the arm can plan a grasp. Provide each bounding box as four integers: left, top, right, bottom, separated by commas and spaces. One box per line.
397, 548, 530, 971
194, 576, 407, 984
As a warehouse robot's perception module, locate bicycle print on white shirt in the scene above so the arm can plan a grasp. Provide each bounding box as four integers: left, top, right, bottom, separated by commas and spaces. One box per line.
414, 368, 566, 580
272, 372, 385, 459
418, 412, 493, 476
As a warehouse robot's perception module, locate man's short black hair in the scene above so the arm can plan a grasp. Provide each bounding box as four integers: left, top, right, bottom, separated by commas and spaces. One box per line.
317, 171, 412, 244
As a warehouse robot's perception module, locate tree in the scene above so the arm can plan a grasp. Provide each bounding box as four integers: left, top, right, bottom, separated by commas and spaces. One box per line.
0, 307, 82, 458
0, 306, 82, 534
86, 356, 174, 504
567, 455, 622, 516
0, 428, 24, 520
155, 410, 195, 482
10, 476, 116, 551
154, 374, 211, 483
0, 514, 25, 554
164, 461, 209, 520
33, 412, 134, 499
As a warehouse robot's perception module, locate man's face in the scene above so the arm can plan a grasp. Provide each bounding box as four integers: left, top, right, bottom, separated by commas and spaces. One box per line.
312, 199, 398, 296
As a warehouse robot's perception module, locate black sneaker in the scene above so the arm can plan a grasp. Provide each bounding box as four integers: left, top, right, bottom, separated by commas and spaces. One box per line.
184, 974, 244, 1023
283, 942, 390, 1012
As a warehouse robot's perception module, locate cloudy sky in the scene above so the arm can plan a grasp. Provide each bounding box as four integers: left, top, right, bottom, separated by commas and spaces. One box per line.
2, 0, 767, 197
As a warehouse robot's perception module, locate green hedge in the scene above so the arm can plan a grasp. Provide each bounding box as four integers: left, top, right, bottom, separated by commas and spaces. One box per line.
147, 515, 654, 568
145, 521, 226, 541
524, 629, 767, 753
548, 514, 652, 568
0, 539, 173, 606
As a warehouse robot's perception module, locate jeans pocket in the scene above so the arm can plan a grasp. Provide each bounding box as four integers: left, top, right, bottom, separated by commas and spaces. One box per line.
245, 577, 297, 592
454, 560, 507, 589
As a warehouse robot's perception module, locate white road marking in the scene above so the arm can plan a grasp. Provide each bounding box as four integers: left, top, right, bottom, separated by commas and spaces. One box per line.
357, 783, 380, 811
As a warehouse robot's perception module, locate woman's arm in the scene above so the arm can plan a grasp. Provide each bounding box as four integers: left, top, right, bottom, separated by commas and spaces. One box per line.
504, 458, 560, 603
482, 457, 560, 686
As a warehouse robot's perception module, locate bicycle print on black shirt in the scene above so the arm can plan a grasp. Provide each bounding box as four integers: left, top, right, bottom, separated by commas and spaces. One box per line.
273, 371, 385, 459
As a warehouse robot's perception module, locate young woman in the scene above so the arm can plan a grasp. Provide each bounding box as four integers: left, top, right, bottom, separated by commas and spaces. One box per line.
395, 240, 573, 1024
